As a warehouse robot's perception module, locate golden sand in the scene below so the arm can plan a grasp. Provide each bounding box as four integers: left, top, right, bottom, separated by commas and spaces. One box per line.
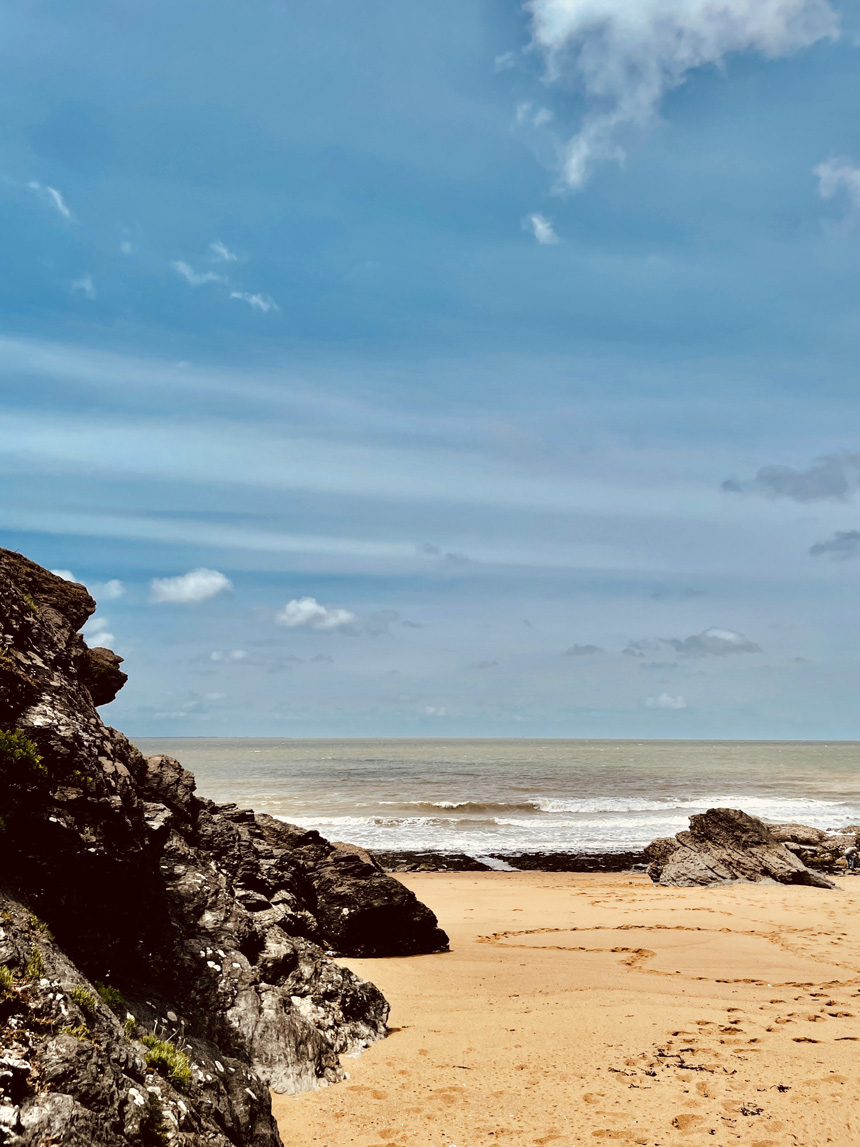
273, 872, 860, 1146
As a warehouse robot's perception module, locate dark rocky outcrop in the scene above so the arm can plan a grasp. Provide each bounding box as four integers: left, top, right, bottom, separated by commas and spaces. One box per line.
645, 807, 835, 889
0, 547, 447, 1146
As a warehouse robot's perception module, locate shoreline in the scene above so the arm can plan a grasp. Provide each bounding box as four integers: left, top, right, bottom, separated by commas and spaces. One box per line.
273, 870, 860, 1147
372, 847, 647, 872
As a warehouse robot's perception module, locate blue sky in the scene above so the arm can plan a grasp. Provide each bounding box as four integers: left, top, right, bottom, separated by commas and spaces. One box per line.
4, 0, 860, 737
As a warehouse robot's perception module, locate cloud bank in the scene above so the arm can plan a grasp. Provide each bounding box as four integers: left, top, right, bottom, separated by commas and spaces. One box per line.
527, 0, 838, 188
809, 529, 860, 560
150, 568, 233, 604
723, 452, 860, 501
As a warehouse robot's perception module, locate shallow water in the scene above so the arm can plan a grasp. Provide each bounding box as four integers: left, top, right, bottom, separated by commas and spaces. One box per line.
134, 738, 860, 856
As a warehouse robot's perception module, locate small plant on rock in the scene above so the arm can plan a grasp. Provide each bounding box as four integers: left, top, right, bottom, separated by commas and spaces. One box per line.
24, 946, 44, 980
0, 964, 14, 994
95, 981, 125, 1015
141, 1035, 192, 1090
61, 1023, 96, 1043
0, 729, 45, 780
71, 985, 98, 1016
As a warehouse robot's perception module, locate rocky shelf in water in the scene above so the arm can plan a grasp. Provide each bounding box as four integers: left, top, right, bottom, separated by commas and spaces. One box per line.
372, 849, 647, 873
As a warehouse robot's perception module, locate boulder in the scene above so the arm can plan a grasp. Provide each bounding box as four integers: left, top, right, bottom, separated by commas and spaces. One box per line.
645, 807, 834, 888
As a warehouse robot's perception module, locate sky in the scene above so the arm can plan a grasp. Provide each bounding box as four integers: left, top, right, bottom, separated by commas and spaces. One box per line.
4, 0, 860, 738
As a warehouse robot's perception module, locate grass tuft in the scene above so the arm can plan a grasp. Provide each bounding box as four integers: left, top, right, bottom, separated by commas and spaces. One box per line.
141, 1035, 192, 1090
24, 946, 44, 980
95, 981, 125, 1015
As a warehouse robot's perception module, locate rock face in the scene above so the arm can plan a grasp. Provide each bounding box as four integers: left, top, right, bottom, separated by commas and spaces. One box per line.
0, 548, 448, 1146
645, 808, 835, 889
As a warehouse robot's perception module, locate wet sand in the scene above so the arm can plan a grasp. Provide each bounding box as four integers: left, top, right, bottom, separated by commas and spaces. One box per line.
273, 872, 860, 1146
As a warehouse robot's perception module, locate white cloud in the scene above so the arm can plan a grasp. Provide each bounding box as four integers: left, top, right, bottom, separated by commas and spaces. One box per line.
526, 212, 559, 244
814, 157, 860, 213
528, 0, 839, 188
83, 615, 116, 647
424, 705, 448, 716
646, 692, 687, 710
71, 274, 96, 300
149, 568, 233, 604
26, 180, 72, 219
51, 569, 80, 582
275, 596, 357, 630
93, 579, 125, 600
229, 291, 279, 313
171, 260, 227, 287
209, 240, 238, 263
210, 649, 248, 661
495, 50, 517, 72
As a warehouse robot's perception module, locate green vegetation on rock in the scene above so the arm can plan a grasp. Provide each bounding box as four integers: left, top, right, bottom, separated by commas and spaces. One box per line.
96, 981, 126, 1014
141, 1035, 192, 1089
0, 729, 45, 780
71, 985, 98, 1015
24, 946, 44, 980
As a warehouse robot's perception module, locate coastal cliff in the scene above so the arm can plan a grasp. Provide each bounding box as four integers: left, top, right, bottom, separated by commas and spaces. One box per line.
0, 548, 447, 1146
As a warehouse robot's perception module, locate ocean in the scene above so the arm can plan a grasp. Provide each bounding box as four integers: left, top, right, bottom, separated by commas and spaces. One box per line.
134, 738, 860, 858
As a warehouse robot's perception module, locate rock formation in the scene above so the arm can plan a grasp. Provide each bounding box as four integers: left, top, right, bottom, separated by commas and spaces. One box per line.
645, 807, 834, 888
767, 822, 859, 872
0, 548, 447, 1146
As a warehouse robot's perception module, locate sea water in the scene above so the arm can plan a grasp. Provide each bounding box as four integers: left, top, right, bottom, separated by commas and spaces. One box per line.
134, 739, 860, 857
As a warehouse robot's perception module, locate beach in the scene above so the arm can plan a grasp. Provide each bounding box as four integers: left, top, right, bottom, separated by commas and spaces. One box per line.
273, 872, 860, 1147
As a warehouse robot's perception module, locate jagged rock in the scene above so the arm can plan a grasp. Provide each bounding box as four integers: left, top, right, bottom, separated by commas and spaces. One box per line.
79, 647, 128, 708
0, 547, 448, 1146
766, 822, 828, 846
645, 807, 835, 889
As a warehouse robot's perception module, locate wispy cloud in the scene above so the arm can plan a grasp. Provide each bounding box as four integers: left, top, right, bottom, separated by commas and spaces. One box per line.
71, 274, 96, 300
814, 157, 860, 215
666, 627, 760, 657
171, 260, 227, 287
723, 452, 860, 501
275, 596, 356, 630
495, 50, 517, 72
809, 529, 860, 560
83, 615, 116, 648
563, 643, 603, 656
526, 212, 558, 245
92, 579, 125, 601
209, 240, 238, 263
230, 291, 278, 313
645, 692, 686, 710
528, 0, 839, 188
418, 542, 470, 566
51, 569, 80, 583
150, 568, 233, 603
26, 180, 72, 219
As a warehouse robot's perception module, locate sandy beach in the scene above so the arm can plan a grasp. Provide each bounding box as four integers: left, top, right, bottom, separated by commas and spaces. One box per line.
274, 872, 860, 1147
